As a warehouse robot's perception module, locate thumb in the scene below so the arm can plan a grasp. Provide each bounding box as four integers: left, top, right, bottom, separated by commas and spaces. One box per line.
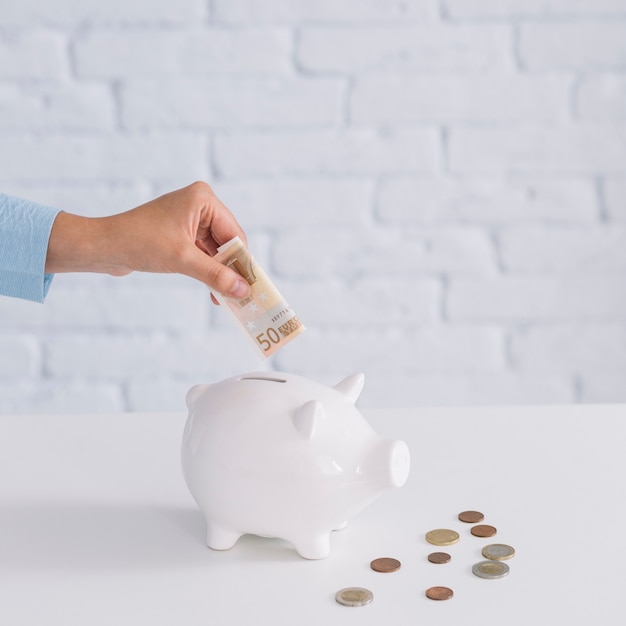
183, 246, 250, 299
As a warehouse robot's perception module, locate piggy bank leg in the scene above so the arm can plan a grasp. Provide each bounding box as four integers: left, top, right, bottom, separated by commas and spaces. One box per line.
291, 532, 331, 560
205, 522, 242, 551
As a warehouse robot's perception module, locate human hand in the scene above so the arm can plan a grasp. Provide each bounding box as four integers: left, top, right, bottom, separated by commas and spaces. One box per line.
45, 182, 250, 299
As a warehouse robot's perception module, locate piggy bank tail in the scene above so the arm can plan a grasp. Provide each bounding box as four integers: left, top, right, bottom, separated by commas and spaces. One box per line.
186, 384, 209, 409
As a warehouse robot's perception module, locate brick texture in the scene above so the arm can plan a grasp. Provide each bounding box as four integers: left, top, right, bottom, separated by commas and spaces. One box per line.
0, 0, 624, 413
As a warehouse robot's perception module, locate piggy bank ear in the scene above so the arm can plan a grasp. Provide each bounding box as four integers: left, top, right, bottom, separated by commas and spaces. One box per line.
334, 373, 365, 404
185, 384, 208, 409
293, 400, 325, 440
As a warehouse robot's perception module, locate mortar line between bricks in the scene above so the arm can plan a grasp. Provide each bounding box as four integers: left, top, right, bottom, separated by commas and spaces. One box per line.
489, 229, 506, 274
569, 73, 583, 123
120, 380, 132, 411
596, 177, 609, 223
437, 0, 449, 21
512, 22, 524, 71
440, 14, 626, 24
439, 126, 450, 176
439, 274, 449, 323
110, 79, 125, 131
503, 327, 516, 371
572, 374, 583, 403
342, 76, 354, 127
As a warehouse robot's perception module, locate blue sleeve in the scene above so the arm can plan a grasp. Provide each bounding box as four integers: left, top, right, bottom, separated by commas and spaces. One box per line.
0, 193, 62, 303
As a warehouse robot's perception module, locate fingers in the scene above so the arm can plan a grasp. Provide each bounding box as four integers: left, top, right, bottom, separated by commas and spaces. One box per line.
186, 181, 247, 253
183, 245, 250, 299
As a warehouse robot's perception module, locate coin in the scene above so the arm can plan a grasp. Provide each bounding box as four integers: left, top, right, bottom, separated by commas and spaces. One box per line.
425, 529, 460, 546
427, 552, 451, 564
335, 587, 374, 607
426, 586, 454, 601
472, 560, 510, 579
458, 510, 484, 523
370, 557, 401, 573
482, 544, 515, 561
470, 524, 497, 538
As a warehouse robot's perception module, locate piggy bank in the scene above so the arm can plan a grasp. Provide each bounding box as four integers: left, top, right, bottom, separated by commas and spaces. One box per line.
181, 372, 410, 559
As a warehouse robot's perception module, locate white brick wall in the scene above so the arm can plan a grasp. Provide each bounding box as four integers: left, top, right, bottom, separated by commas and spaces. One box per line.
0, 135, 208, 181
214, 129, 440, 176
1, 0, 625, 413
449, 126, 626, 174
212, 0, 437, 23
577, 74, 626, 120
121, 77, 344, 129
519, 23, 626, 70
351, 74, 572, 124
298, 25, 514, 73
74, 28, 292, 78
0, 31, 67, 79
443, 0, 626, 18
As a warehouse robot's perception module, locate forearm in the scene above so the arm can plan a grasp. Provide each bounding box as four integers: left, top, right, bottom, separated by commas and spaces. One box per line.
6, 182, 249, 300
45, 212, 130, 276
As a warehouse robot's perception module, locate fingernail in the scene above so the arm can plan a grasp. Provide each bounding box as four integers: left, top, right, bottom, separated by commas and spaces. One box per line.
230, 279, 249, 299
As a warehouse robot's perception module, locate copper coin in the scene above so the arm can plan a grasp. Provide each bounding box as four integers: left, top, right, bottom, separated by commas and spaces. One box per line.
370, 557, 401, 573
335, 587, 373, 607
458, 510, 484, 524
471, 524, 497, 538
426, 586, 454, 601
427, 552, 451, 564
425, 529, 460, 546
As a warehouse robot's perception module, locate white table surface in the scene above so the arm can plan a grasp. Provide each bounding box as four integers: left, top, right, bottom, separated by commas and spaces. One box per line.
1, 404, 625, 625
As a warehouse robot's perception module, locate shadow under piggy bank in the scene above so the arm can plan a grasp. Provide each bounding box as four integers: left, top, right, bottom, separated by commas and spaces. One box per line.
181, 372, 411, 560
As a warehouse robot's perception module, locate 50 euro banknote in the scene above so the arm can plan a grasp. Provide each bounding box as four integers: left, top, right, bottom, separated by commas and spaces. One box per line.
213, 236, 305, 358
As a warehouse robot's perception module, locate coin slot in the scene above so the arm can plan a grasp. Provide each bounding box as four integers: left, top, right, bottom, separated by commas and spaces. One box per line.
239, 376, 287, 383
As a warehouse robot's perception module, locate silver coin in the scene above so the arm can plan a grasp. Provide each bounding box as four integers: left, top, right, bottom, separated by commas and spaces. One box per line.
335, 587, 374, 607
472, 560, 510, 579
482, 543, 515, 561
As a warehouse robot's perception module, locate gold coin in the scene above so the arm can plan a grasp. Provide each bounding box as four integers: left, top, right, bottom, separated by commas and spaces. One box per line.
482, 544, 515, 561
472, 560, 509, 579
335, 587, 373, 607
426, 586, 454, 601
370, 557, 401, 573
425, 529, 460, 546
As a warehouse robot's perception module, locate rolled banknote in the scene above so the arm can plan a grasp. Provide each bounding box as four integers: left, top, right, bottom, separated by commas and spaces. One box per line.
213, 236, 305, 357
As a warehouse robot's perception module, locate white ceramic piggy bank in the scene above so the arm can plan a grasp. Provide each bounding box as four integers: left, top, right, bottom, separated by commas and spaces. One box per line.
181, 372, 410, 559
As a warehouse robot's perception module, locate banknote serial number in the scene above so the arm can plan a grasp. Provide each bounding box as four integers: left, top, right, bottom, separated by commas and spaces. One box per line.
271, 308, 291, 323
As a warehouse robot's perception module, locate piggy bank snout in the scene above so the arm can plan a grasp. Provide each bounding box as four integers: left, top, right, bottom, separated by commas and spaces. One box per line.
371, 439, 411, 489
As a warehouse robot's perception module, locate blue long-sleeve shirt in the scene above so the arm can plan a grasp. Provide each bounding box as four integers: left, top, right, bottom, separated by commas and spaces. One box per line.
0, 193, 61, 303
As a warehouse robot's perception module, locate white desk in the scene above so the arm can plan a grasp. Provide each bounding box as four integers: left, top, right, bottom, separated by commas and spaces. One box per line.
1, 405, 625, 625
